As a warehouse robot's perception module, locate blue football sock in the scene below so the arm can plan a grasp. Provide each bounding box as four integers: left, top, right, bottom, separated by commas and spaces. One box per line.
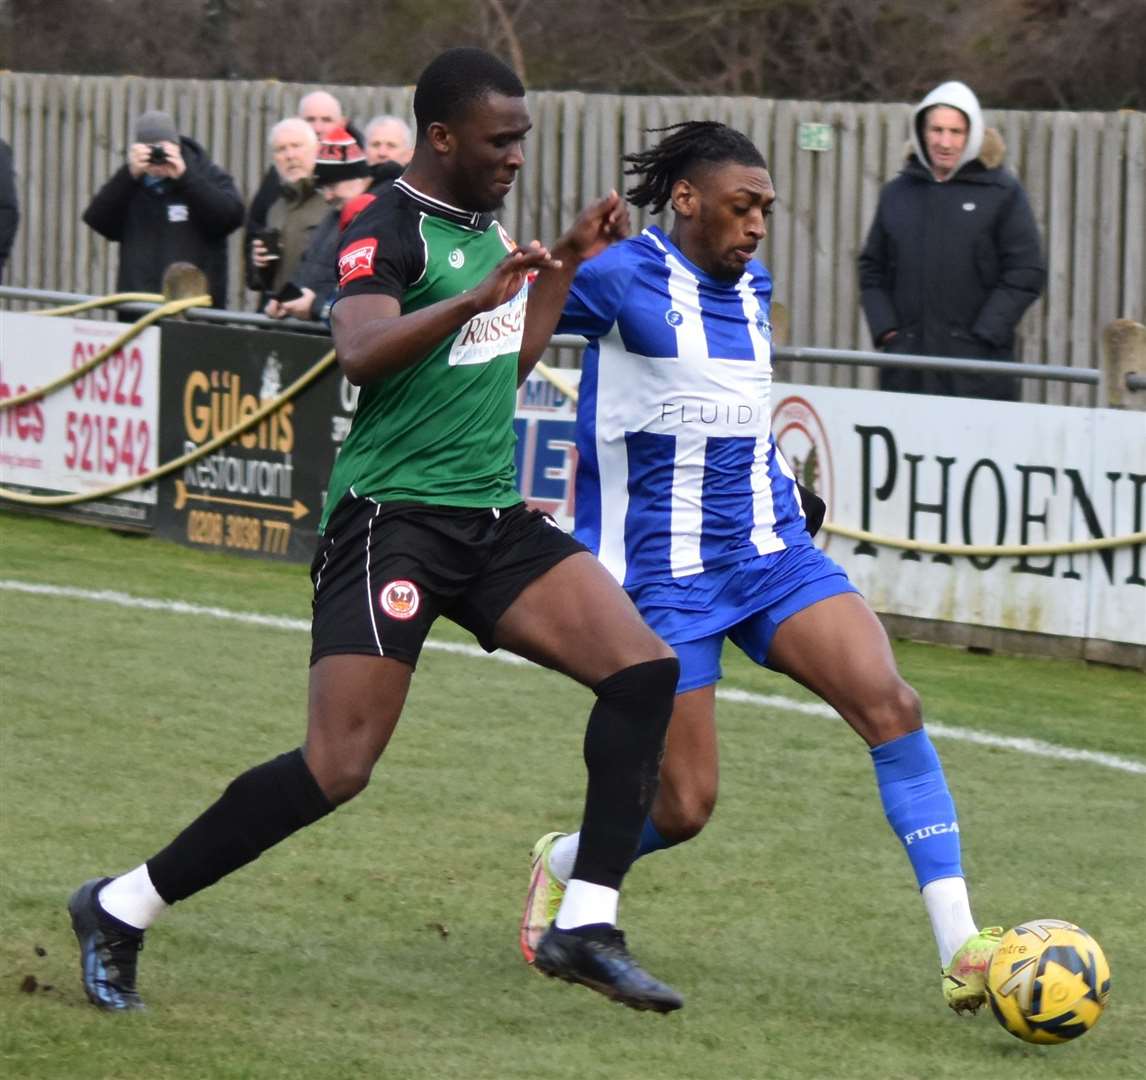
870, 728, 964, 889
634, 816, 674, 859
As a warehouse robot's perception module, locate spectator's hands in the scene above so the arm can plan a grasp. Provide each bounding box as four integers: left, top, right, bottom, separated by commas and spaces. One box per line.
150, 141, 186, 180
278, 288, 315, 320
878, 329, 898, 348
468, 242, 560, 312
129, 140, 186, 181
552, 190, 630, 267
251, 239, 275, 268
127, 143, 152, 178
265, 288, 315, 320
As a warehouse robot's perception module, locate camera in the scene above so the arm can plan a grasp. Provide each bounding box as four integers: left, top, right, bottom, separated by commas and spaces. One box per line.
148, 144, 169, 165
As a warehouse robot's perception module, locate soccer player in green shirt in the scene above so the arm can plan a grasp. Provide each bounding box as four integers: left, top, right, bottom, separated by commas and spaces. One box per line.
68, 48, 683, 1015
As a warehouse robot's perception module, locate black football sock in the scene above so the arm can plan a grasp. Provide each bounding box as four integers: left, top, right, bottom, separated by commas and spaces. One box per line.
146, 748, 334, 904
571, 657, 679, 890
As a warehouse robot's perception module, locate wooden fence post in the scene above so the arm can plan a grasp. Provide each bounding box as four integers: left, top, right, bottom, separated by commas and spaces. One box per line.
1101, 319, 1146, 409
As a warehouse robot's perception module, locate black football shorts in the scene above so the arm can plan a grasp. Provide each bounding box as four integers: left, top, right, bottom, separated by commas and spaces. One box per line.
309, 494, 587, 667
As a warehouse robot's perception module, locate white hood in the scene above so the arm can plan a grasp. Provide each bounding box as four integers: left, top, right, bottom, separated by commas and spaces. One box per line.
911, 81, 984, 181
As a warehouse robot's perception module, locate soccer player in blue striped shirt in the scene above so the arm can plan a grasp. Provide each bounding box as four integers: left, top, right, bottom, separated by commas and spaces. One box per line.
521, 121, 1000, 1014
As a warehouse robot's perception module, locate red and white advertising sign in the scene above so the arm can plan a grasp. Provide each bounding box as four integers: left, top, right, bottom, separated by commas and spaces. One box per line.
0, 312, 161, 527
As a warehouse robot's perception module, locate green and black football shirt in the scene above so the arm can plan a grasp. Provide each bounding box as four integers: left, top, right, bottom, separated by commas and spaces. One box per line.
320, 179, 526, 531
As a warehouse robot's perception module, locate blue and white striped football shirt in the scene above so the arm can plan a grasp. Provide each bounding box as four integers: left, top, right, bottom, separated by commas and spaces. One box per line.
557, 226, 808, 588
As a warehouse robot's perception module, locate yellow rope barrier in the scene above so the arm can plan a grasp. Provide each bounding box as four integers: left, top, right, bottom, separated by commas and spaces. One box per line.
0, 295, 211, 411
533, 360, 580, 402
820, 521, 1146, 556
530, 360, 1146, 559
27, 292, 166, 318
0, 349, 337, 507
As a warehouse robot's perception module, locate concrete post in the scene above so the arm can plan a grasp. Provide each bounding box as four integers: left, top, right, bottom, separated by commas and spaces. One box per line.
1102, 319, 1146, 409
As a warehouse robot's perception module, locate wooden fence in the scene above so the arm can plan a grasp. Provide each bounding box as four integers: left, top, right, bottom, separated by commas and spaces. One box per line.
2, 72, 1143, 405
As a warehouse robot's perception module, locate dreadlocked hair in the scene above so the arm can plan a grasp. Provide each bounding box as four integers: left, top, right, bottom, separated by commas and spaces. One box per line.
624, 121, 767, 214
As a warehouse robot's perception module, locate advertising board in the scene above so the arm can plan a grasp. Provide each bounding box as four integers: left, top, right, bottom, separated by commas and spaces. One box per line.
153, 322, 339, 562
0, 312, 161, 528
515, 369, 1145, 648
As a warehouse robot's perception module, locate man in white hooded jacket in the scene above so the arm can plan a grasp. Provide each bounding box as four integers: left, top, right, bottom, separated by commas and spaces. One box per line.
859, 81, 1045, 401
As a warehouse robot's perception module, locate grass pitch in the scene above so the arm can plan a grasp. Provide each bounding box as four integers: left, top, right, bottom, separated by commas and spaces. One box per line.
1, 511, 1143, 1080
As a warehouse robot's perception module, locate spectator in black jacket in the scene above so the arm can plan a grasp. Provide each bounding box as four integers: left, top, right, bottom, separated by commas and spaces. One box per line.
83, 111, 243, 307
858, 81, 1045, 400
0, 138, 20, 280
265, 127, 373, 323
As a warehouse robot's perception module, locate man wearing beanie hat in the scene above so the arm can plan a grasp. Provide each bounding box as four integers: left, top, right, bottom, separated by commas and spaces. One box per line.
83, 110, 244, 307
266, 127, 375, 321
858, 80, 1045, 400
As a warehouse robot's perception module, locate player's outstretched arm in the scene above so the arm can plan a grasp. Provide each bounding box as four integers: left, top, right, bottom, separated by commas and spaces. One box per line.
518, 191, 629, 383
332, 246, 558, 385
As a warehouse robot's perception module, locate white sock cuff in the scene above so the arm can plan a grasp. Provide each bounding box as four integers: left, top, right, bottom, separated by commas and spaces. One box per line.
98, 863, 169, 931
548, 832, 579, 884
555, 879, 619, 929
922, 875, 978, 968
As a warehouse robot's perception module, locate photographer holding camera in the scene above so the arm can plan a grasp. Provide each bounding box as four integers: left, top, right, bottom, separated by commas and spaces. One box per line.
83, 110, 244, 308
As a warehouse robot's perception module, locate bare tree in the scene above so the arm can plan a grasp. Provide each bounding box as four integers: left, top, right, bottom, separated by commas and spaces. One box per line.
4, 0, 1142, 110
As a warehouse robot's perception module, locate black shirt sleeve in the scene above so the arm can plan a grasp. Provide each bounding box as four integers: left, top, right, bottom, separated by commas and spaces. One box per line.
334, 189, 424, 303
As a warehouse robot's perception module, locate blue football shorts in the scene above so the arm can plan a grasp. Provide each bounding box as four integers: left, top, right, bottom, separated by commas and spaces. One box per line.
627, 541, 859, 694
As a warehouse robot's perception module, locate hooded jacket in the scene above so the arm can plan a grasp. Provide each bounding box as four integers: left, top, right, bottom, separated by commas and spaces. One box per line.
83, 136, 244, 307
858, 81, 1046, 400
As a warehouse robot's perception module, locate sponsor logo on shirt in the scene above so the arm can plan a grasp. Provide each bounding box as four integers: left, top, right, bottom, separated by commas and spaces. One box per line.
448, 286, 527, 366
338, 238, 378, 286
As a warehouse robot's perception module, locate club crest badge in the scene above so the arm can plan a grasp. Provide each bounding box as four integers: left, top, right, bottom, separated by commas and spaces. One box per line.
379, 579, 420, 620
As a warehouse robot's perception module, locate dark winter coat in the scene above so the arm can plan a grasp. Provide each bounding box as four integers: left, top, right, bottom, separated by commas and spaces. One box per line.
82, 137, 244, 307
0, 138, 19, 280
290, 207, 342, 320
286, 163, 403, 320
858, 128, 1045, 401
248, 179, 328, 303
